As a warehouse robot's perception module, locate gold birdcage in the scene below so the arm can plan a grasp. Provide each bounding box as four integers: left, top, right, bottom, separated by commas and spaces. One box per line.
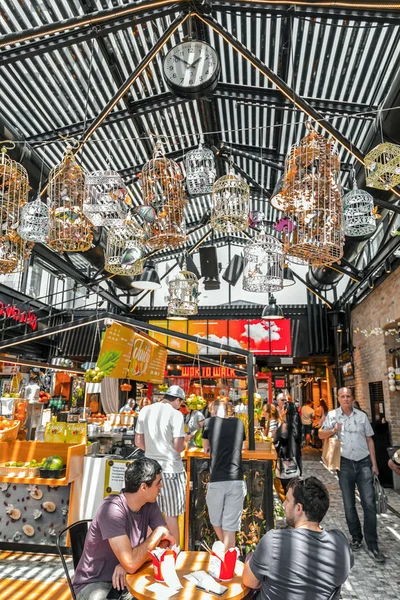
167, 260, 199, 317
243, 229, 284, 293
0, 234, 33, 274
47, 147, 93, 252
104, 219, 146, 276
211, 168, 250, 233
84, 169, 129, 226
364, 142, 400, 190
0, 145, 29, 228
140, 140, 186, 250
282, 125, 344, 267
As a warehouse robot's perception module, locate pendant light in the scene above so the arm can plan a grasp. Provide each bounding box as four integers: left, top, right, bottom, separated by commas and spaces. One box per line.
261, 295, 284, 320
130, 260, 161, 291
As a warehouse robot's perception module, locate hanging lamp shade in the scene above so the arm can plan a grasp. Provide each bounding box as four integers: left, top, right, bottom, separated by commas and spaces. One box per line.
104, 218, 145, 276
167, 260, 199, 317
18, 195, 49, 243
364, 142, 400, 190
47, 147, 93, 253
130, 260, 161, 290
185, 143, 216, 196
243, 230, 284, 293
282, 124, 344, 267
211, 168, 250, 233
282, 265, 295, 287
84, 169, 129, 226
140, 140, 187, 250
261, 295, 284, 320
342, 178, 376, 237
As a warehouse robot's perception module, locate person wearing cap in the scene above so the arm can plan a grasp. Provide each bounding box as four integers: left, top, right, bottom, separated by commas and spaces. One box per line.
135, 385, 186, 544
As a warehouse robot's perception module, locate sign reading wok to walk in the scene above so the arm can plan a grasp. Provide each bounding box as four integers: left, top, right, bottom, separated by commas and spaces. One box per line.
96, 322, 167, 383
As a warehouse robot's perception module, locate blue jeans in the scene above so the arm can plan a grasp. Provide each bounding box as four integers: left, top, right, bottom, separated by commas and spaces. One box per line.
337, 455, 377, 550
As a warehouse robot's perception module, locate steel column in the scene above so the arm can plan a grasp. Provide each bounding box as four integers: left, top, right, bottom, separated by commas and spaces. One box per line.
247, 352, 255, 451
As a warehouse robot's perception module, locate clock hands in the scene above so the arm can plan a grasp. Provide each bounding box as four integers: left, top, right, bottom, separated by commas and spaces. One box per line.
190, 56, 204, 68
174, 56, 191, 67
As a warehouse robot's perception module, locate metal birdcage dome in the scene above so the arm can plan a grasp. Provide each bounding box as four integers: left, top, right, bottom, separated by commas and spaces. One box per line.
47, 147, 93, 252
18, 196, 49, 243
141, 140, 187, 250
167, 261, 199, 317
343, 179, 376, 238
104, 219, 146, 276
243, 230, 284, 293
185, 143, 216, 196
84, 169, 129, 226
282, 125, 344, 267
211, 169, 250, 233
364, 142, 400, 190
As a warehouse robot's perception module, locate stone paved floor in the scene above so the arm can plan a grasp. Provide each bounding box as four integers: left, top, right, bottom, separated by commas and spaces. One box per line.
0, 452, 399, 599
302, 447, 400, 599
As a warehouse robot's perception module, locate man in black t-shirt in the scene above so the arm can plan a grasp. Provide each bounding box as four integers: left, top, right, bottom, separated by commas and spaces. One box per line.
202, 401, 246, 550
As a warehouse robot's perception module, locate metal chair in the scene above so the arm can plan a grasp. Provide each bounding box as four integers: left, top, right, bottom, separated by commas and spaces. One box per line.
56, 519, 92, 600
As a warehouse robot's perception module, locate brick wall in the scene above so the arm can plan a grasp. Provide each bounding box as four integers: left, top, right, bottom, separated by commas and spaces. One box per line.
351, 266, 400, 444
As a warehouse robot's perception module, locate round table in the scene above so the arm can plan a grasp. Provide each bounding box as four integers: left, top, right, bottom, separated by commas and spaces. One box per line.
126, 550, 248, 600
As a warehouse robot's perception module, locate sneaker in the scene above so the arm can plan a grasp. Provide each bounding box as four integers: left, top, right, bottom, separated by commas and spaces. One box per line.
367, 547, 386, 563
350, 539, 362, 551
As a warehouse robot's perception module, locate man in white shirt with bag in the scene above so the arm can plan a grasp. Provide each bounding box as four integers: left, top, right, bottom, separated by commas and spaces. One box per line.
319, 387, 384, 562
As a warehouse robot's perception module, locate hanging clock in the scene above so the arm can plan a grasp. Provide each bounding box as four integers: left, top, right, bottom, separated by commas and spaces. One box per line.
163, 40, 220, 99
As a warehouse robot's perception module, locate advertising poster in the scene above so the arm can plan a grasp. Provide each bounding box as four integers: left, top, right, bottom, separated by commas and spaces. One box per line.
128, 334, 168, 383
187, 320, 207, 355
96, 322, 135, 378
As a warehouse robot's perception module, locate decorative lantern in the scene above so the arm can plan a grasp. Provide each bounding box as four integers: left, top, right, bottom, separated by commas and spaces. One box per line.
185, 143, 216, 195
84, 169, 129, 226
243, 229, 284, 292
18, 196, 49, 243
141, 140, 187, 250
365, 142, 400, 190
211, 167, 250, 233
282, 124, 344, 267
167, 260, 199, 317
104, 219, 145, 276
47, 147, 93, 252
343, 177, 376, 237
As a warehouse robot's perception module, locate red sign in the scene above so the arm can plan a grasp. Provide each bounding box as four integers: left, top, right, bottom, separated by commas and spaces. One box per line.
0, 303, 38, 331
179, 366, 237, 378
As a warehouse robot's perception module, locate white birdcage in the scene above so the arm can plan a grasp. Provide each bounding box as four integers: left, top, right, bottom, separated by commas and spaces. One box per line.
211, 168, 250, 233
84, 169, 129, 226
364, 142, 400, 190
167, 261, 199, 317
343, 178, 376, 237
243, 230, 284, 293
282, 125, 344, 267
104, 219, 146, 276
47, 147, 92, 253
141, 140, 187, 250
18, 196, 49, 243
185, 143, 216, 195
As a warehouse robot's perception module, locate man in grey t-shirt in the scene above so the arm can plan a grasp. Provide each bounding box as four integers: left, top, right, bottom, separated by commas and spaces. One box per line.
243, 476, 353, 600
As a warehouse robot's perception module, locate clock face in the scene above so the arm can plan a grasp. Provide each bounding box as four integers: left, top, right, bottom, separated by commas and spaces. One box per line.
163, 41, 220, 97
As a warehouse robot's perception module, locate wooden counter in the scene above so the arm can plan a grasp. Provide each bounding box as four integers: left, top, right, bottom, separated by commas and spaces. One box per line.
183, 442, 276, 550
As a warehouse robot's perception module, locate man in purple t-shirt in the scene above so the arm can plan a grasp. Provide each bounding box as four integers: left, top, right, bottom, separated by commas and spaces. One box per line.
73, 458, 175, 600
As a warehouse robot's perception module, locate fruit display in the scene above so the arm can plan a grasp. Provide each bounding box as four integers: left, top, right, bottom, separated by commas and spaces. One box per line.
85, 366, 104, 383
187, 394, 207, 410
41, 455, 64, 470
39, 390, 51, 403
85, 350, 122, 382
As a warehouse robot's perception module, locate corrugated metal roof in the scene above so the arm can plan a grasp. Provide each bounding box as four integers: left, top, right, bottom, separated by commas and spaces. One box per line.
1, 0, 399, 279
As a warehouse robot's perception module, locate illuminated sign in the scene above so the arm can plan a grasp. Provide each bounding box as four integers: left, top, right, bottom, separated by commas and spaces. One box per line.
179, 366, 237, 378
0, 303, 38, 331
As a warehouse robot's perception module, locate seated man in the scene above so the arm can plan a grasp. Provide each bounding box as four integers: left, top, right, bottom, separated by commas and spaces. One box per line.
73, 457, 175, 600
243, 476, 353, 600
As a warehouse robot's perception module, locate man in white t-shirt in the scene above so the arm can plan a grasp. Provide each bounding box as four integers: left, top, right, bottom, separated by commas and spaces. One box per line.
135, 385, 186, 544
301, 400, 315, 447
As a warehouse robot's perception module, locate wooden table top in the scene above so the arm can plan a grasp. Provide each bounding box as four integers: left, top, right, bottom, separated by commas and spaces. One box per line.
126, 551, 248, 600
184, 444, 277, 461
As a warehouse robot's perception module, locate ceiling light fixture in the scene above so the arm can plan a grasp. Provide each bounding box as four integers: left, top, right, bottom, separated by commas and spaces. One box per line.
130, 260, 161, 291
261, 295, 284, 320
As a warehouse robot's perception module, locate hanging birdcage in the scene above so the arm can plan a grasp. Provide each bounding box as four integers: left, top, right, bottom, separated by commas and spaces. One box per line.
84, 169, 129, 226
185, 143, 216, 196
270, 175, 287, 211
343, 177, 376, 237
104, 219, 146, 276
364, 142, 400, 190
243, 230, 284, 293
141, 140, 187, 250
18, 196, 49, 243
47, 148, 93, 252
167, 260, 199, 317
282, 125, 344, 267
211, 168, 250, 233
0, 234, 32, 274
0, 145, 29, 227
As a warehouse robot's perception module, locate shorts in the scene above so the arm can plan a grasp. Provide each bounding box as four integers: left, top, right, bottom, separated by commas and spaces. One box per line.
303, 424, 312, 435
157, 471, 187, 517
206, 480, 247, 532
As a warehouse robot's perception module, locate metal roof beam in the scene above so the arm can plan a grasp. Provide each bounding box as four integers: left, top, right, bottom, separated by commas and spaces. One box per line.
212, 1, 400, 25
0, 0, 188, 49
